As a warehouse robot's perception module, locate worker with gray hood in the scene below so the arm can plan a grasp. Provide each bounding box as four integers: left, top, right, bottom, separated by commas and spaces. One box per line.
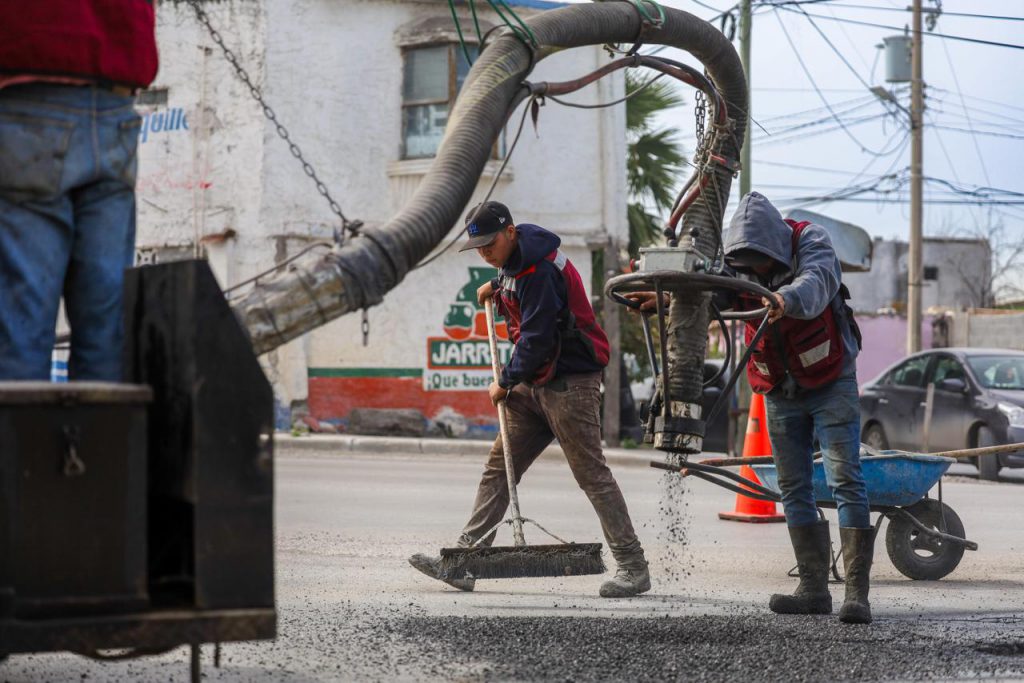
723, 191, 871, 624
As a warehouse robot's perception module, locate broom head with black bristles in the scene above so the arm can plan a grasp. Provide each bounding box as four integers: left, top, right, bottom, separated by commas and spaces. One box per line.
438, 543, 605, 580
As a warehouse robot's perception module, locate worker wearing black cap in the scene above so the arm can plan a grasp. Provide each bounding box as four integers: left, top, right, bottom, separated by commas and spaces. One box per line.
410, 201, 651, 598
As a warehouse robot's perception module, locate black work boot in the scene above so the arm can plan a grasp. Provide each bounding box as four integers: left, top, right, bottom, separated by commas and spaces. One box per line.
769, 521, 833, 615
838, 527, 874, 624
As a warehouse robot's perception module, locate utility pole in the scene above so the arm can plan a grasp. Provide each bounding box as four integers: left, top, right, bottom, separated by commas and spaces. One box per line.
734, 0, 753, 455
907, 0, 925, 353
729, 0, 753, 456
739, 0, 752, 199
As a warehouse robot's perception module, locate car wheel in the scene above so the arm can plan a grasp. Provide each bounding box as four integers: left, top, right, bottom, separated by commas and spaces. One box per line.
864, 423, 889, 450
976, 426, 1001, 481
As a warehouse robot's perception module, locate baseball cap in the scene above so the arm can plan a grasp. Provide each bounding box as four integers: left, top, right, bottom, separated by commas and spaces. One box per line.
458, 201, 514, 252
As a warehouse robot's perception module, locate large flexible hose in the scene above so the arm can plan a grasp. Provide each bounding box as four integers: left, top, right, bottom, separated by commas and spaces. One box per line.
232, 2, 747, 381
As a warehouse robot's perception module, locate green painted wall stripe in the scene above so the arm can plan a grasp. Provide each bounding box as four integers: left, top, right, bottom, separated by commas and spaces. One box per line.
308, 367, 423, 378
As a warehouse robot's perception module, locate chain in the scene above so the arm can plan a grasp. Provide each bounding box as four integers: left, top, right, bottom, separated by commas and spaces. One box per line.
361, 308, 370, 346
694, 90, 708, 162
186, 0, 359, 243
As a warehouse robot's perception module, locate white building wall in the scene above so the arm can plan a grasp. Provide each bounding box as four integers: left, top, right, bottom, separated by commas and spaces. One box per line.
137, 0, 627, 419
843, 237, 991, 313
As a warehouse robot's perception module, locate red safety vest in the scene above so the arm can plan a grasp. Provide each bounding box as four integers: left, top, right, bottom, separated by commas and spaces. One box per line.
742, 221, 847, 394
0, 2, 159, 89
495, 249, 610, 386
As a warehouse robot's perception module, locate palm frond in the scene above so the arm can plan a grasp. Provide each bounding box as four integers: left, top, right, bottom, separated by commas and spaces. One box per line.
628, 129, 685, 210
626, 72, 686, 133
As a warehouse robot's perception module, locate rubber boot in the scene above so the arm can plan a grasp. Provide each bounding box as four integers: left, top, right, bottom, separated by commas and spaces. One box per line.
838, 527, 874, 624
599, 553, 651, 598
769, 521, 833, 615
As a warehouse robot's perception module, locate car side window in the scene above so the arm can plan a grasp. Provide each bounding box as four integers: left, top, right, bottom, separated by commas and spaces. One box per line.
890, 356, 930, 388
929, 356, 966, 386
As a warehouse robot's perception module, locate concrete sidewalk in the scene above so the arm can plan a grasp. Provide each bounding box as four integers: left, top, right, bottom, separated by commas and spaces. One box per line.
275, 432, 665, 469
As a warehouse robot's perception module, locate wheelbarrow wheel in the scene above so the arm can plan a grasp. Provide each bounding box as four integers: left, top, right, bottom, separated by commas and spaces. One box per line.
885, 499, 966, 581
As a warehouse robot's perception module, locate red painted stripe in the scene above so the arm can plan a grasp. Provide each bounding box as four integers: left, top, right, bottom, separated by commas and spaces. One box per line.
308, 377, 498, 421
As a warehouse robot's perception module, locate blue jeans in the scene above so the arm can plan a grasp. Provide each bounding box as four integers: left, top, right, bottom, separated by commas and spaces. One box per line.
0, 84, 140, 381
765, 376, 871, 529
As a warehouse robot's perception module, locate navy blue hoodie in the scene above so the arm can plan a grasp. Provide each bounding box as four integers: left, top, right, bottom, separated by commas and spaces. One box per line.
493, 224, 605, 387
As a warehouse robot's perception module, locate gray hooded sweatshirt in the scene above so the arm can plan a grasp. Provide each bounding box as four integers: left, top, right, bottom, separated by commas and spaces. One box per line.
723, 192, 859, 377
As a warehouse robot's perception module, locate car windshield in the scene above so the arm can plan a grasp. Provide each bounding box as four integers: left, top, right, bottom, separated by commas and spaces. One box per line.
966, 355, 1024, 390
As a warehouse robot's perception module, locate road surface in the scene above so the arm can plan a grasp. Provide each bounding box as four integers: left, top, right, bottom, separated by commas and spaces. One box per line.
4, 445, 1024, 681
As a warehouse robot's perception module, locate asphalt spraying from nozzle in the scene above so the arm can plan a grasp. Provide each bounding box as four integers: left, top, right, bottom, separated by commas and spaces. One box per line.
654, 470, 701, 588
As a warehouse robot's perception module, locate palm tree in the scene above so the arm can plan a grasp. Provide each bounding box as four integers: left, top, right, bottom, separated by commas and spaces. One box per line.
625, 72, 686, 256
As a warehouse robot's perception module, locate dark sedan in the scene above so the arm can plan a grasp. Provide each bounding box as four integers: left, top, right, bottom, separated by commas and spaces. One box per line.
859, 348, 1024, 480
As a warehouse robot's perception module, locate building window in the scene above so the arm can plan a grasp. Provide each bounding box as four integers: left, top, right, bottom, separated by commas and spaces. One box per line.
402, 44, 477, 159
924, 266, 939, 281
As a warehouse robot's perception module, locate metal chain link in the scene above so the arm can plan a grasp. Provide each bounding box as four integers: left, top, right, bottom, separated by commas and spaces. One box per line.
361, 309, 370, 346
694, 90, 708, 162
186, 0, 359, 242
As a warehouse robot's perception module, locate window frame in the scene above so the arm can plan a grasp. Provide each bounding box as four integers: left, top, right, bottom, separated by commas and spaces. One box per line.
400, 42, 500, 161
888, 354, 932, 389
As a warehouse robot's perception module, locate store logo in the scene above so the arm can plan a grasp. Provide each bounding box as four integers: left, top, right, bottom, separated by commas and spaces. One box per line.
426, 267, 512, 391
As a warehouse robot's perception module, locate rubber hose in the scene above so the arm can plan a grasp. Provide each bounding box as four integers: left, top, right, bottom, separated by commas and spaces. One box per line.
232, 3, 746, 357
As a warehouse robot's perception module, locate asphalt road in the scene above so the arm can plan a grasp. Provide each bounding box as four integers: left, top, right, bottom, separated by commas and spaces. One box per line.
5, 446, 1024, 681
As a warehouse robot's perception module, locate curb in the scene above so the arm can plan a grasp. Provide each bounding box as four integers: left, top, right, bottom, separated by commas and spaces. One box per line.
274, 433, 660, 469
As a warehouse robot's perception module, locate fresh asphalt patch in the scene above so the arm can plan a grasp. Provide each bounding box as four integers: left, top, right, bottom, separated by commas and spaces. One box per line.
385, 612, 1024, 682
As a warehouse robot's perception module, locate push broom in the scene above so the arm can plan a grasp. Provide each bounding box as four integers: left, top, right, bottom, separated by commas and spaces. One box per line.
437, 299, 606, 580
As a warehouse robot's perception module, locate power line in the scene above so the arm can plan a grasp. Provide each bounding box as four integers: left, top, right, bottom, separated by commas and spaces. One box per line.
755, 113, 895, 146
929, 100, 1024, 130
933, 88, 1024, 121
757, 93, 878, 123
776, 6, 1024, 51
926, 111, 962, 184
931, 125, 1024, 140
790, 4, 874, 92
772, 10, 896, 155
754, 98, 882, 137
772, 3, 1024, 22
755, 159, 880, 175
932, 88, 1024, 117
938, 26, 992, 186
784, 197, 1024, 205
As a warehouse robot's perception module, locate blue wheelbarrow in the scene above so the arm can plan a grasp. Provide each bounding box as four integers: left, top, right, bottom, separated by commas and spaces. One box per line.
652, 445, 995, 581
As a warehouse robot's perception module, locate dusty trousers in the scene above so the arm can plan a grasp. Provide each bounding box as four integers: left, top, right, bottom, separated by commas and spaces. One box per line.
459, 372, 644, 567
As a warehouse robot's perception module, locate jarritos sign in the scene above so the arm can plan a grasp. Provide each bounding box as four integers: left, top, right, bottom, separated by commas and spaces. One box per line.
425, 267, 513, 391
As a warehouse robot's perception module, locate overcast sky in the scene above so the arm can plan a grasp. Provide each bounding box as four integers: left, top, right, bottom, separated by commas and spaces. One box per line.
560, 0, 1024, 294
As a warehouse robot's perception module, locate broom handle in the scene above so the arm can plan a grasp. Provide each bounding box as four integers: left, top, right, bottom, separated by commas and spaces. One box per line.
485, 298, 527, 548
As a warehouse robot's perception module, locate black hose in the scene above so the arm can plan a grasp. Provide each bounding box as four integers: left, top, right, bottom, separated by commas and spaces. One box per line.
704, 302, 730, 387
649, 461, 781, 501
231, 3, 747, 357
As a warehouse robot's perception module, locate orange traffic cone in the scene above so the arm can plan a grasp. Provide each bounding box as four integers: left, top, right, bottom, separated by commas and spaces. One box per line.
718, 392, 786, 523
